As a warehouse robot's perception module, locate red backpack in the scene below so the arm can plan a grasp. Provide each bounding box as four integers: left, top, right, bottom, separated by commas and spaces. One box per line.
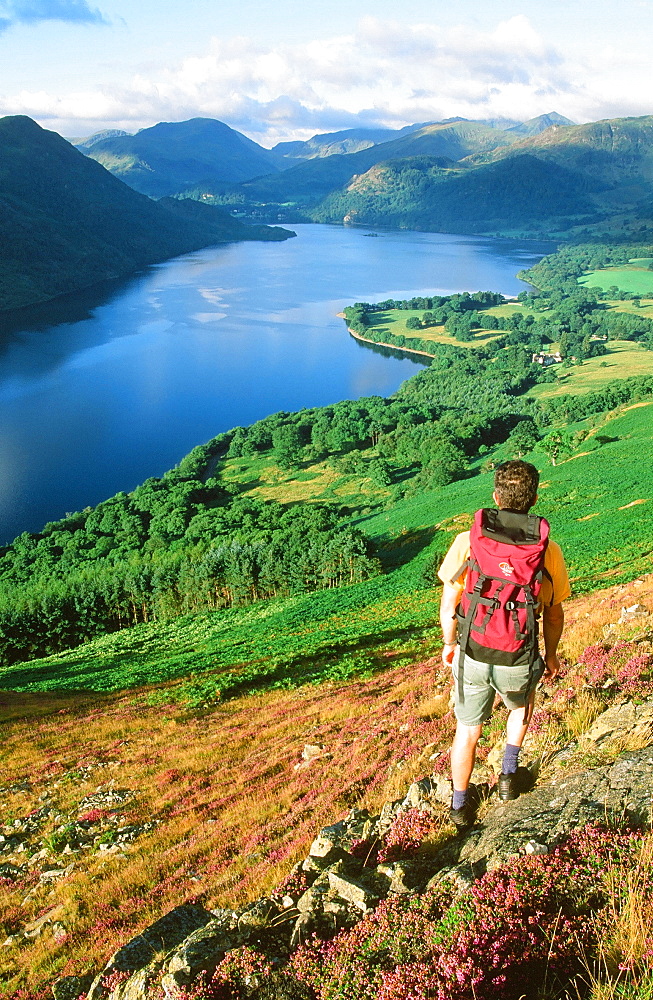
455, 508, 550, 707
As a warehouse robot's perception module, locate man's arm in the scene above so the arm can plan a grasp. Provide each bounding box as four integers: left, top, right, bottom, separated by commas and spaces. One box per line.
542, 602, 564, 680
440, 582, 460, 667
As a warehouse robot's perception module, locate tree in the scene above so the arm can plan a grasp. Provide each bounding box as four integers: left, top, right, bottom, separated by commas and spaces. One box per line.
542, 429, 573, 466
272, 424, 303, 470
506, 421, 540, 458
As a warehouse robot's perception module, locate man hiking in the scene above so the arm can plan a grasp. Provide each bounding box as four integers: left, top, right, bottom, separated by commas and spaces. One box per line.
438, 459, 570, 831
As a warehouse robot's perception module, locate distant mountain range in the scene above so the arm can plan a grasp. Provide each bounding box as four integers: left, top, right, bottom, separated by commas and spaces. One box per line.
76, 113, 575, 201
0, 116, 293, 312
83, 110, 653, 238
6, 109, 653, 316
78, 118, 286, 198
225, 112, 652, 236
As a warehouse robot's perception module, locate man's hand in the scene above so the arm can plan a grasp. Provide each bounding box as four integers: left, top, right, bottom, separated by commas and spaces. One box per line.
542, 603, 564, 683
442, 642, 457, 669
543, 653, 561, 681
440, 583, 460, 669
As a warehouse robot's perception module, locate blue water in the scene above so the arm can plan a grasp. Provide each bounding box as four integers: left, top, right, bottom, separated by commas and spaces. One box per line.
0, 224, 553, 543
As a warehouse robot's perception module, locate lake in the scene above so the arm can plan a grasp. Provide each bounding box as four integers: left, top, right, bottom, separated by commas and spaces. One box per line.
0, 224, 553, 544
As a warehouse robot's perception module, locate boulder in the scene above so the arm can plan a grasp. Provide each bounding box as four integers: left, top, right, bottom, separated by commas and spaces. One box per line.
580, 699, 653, 747
87, 903, 215, 999
52, 973, 95, 1000
327, 871, 378, 912
160, 910, 247, 995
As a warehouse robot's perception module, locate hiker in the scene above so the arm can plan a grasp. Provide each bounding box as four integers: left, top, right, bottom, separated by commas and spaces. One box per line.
438, 460, 570, 831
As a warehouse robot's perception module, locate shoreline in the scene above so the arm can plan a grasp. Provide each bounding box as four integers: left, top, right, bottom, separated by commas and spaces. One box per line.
346, 324, 437, 360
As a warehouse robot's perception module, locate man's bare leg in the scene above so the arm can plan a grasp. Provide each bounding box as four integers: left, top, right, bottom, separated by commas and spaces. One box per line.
450, 720, 482, 792
505, 689, 536, 748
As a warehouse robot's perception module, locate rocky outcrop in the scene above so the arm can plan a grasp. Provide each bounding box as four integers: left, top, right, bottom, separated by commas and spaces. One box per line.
456, 745, 653, 876
55, 700, 653, 1000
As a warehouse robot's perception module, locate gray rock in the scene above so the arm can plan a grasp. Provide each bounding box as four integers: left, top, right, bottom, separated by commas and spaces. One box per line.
302, 845, 353, 873
426, 863, 478, 895
160, 911, 246, 994
87, 903, 214, 999
0, 862, 25, 881
377, 799, 402, 836
327, 872, 378, 911
238, 899, 280, 934
290, 913, 314, 949
52, 973, 95, 1000
402, 776, 437, 810
458, 745, 653, 873
296, 875, 331, 915
524, 841, 548, 856
376, 859, 424, 894
580, 700, 653, 746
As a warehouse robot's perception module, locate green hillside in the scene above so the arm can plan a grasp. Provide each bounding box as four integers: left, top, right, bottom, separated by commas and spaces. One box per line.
224, 120, 516, 215
311, 153, 599, 231
1, 400, 652, 700
0, 116, 293, 311
472, 114, 653, 185
225, 113, 653, 234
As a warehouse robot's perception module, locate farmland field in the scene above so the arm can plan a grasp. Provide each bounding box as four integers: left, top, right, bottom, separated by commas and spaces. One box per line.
529, 340, 653, 397
578, 259, 653, 296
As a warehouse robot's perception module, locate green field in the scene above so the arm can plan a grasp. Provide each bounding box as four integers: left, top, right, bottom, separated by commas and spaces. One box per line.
530, 340, 653, 397
604, 297, 653, 319
579, 260, 653, 296
2, 403, 653, 697
365, 309, 501, 350
483, 302, 543, 320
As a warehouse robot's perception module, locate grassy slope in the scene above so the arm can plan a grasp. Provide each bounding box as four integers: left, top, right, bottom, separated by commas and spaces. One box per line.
2, 572, 652, 999
2, 402, 653, 697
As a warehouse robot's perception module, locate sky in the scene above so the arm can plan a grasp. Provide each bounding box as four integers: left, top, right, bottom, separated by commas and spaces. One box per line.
0, 0, 652, 147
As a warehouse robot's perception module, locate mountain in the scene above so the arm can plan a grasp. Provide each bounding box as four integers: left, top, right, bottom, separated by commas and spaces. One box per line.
72, 128, 130, 151
311, 153, 600, 232
0, 116, 293, 312
506, 112, 575, 138
239, 113, 653, 234
235, 119, 519, 211
464, 114, 653, 224
473, 114, 653, 185
271, 122, 432, 161
81, 117, 283, 198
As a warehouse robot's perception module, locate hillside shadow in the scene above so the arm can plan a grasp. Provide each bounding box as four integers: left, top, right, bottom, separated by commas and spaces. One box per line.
376, 525, 438, 570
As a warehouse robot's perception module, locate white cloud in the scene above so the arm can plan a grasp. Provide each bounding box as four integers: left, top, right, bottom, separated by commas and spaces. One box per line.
1, 14, 651, 143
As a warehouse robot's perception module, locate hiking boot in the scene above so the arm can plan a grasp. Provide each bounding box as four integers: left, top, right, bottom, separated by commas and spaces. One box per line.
449, 785, 481, 834
498, 766, 535, 802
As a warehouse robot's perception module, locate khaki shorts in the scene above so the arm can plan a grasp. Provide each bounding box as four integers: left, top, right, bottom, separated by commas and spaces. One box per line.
452, 648, 544, 727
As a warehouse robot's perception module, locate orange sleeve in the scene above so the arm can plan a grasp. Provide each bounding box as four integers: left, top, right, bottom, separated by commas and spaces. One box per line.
541, 539, 571, 605
437, 532, 470, 594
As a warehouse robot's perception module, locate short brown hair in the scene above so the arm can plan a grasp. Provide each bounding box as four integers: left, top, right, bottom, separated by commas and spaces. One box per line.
494, 460, 539, 512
